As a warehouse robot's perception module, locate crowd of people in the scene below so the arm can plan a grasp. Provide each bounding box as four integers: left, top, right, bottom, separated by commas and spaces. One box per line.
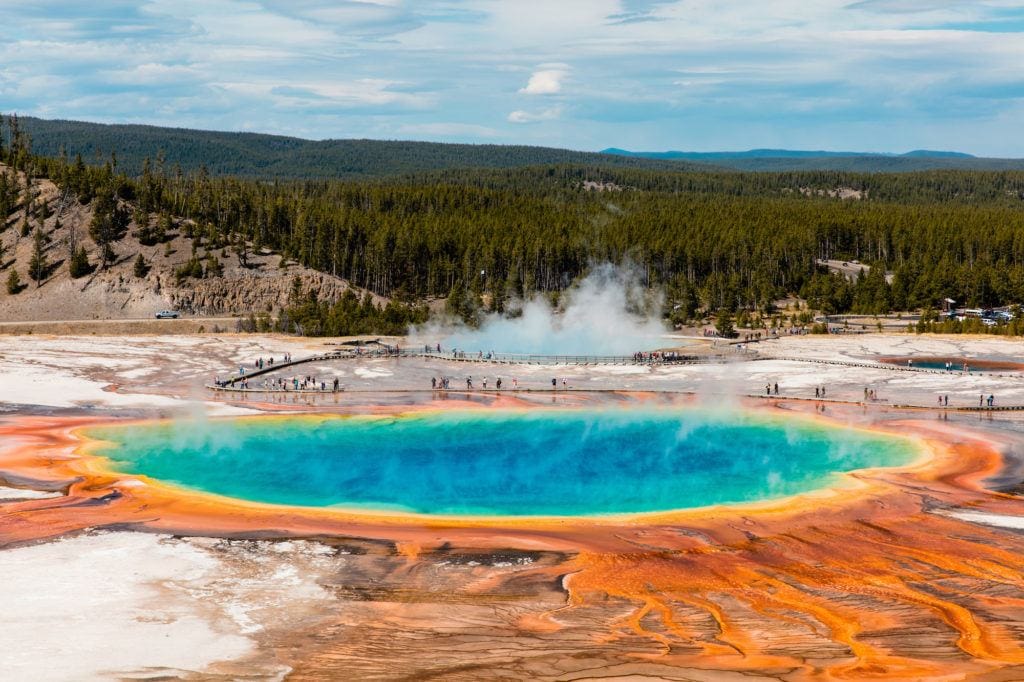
213, 352, 312, 389
430, 375, 529, 391
425, 376, 582, 392
632, 351, 692, 363
264, 375, 342, 392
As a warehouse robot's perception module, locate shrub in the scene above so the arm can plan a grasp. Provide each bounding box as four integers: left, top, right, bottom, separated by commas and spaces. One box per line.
69, 246, 92, 278
6, 268, 23, 294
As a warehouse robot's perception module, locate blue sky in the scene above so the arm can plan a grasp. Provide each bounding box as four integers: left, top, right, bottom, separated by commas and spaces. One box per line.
1, 0, 1023, 155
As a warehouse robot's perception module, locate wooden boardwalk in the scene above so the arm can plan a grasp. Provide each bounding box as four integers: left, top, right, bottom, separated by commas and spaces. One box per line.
210, 346, 737, 390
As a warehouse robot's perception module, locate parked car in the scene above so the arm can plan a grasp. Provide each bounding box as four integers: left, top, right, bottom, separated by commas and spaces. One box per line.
155, 310, 180, 319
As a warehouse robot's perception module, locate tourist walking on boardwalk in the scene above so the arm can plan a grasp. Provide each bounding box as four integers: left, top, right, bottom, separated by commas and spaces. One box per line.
766, 384, 770, 396
496, 378, 502, 390
483, 377, 488, 389
980, 394, 984, 407
431, 377, 437, 389
552, 378, 557, 389
773, 382, 779, 395
512, 377, 518, 389
467, 376, 473, 389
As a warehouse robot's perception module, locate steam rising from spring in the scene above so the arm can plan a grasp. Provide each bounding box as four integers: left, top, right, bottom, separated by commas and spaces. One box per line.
414, 263, 669, 355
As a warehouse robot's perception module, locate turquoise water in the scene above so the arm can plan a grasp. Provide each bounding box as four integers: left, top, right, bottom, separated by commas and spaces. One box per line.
89, 410, 917, 517
882, 358, 998, 372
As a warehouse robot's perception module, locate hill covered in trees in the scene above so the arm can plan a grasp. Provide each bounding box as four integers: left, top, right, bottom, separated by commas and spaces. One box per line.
10, 116, 713, 179
18, 115, 1020, 179
603, 148, 1024, 173
4, 114, 1024, 336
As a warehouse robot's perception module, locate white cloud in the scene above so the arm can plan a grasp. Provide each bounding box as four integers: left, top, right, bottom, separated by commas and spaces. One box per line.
215, 78, 431, 110
519, 65, 570, 95
508, 106, 563, 123
103, 63, 202, 85
2, 0, 1024, 153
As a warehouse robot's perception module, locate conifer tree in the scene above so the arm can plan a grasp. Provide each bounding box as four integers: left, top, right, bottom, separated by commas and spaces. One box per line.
69, 246, 91, 278
28, 228, 48, 285
6, 268, 22, 294
715, 311, 736, 338
89, 187, 128, 268
133, 253, 148, 278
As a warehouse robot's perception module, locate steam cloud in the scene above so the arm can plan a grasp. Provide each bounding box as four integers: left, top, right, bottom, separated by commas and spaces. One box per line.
412, 263, 668, 355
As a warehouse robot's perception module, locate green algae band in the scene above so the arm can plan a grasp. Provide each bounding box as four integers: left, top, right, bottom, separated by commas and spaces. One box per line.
90, 411, 917, 517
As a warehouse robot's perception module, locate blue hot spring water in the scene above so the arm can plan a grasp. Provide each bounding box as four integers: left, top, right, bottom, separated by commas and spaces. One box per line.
88, 410, 917, 516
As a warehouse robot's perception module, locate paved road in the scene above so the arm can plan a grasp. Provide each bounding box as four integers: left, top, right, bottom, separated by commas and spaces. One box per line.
0, 316, 239, 327
0, 316, 244, 335
816, 259, 894, 284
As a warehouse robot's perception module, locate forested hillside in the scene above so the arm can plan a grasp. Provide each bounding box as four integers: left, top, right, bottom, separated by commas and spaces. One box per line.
18, 115, 1021, 179
4, 114, 1024, 335
10, 116, 710, 179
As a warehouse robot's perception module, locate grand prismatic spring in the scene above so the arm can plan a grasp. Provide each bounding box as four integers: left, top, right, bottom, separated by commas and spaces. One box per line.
4, 333, 1024, 681
90, 411, 917, 516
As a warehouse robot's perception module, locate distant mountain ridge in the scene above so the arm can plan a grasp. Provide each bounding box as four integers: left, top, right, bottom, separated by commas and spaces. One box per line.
600, 147, 1024, 172
9, 116, 1024, 177
12, 116, 713, 179
602, 148, 976, 160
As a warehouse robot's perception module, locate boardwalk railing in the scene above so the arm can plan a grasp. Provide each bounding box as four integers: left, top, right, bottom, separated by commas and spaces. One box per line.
348, 346, 747, 365
419, 350, 654, 365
